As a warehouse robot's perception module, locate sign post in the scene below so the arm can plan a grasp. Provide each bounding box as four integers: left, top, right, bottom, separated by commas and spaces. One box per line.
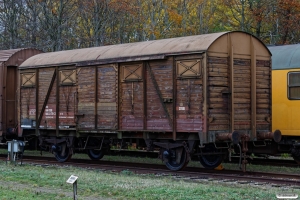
66, 175, 78, 200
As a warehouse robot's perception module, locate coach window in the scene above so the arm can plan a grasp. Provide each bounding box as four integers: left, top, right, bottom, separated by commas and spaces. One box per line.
288, 72, 300, 100
21, 72, 36, 87
59, 70, 77, 86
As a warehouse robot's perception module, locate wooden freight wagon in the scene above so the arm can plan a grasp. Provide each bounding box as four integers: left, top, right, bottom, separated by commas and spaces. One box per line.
19, 31, 281, 170
0, 48, 42, 142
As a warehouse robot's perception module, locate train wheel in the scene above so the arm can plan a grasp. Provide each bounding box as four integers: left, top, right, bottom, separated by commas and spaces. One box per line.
164, 147, 189, 171
87, 149, 104, 160
291, 148, 300, 164
199, 144, 224, 169
54, 143, 72, 162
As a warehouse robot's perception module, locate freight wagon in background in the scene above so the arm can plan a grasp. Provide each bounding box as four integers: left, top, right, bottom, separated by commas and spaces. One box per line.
0, 48, 42, 141
18, 31, 282, 171
269, 44, 300, 164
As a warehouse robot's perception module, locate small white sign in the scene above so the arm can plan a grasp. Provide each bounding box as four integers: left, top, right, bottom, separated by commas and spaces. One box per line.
276, 193, 298, 199
179, 107, 185, 110
66, 175, 78, 184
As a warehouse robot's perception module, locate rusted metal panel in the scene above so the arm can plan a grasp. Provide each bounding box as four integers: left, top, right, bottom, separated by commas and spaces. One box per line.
20, 32, 229, 69
97, 65, 118, 130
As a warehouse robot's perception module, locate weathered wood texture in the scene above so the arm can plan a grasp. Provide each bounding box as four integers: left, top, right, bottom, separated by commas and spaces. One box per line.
146, 60, 173, 131
176, 79, 203, 132
20, 87, 36, 120
120, 80, 144, 130
77, 67, 95, 129
38, 68, 56, 128
207, 57, 229, 131
256, 60, 271, 130
97, 65, 118, 130
233, 59, 251, 130
19, 56, 271, 136
119, 62, 144, 130
59, 84, 76, 127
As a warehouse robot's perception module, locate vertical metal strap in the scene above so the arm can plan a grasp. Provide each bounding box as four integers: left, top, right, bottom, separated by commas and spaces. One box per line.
131, 82, 134, 114
56, 67, 59, 136
143, 62, 147, 130
229, 34, 235, 133
95, 66, 98, 129
250, 36, 257, 140
202, 54, 207, 143
35, 69, 39, 135
172, 57, 177, 140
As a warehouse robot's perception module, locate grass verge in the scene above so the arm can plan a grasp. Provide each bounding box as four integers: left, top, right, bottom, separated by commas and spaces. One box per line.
0, 160, 300, 200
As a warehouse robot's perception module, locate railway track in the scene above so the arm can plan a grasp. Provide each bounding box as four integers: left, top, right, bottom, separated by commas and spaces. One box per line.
106, 150, 300, 168
1, 154, 300, 187
0, 152, 299, 168
226, 156, 299, 168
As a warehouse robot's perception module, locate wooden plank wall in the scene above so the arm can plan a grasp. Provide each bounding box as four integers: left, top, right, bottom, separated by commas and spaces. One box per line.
256, 60, 271, 130
176, 79, 203, 132
233, 59, 251, 131
20, 86, 36, 121
39, 68, 56, 129
146, 60, 173, 131
97, 65, 118, 130
207, 57, 230, 131
119, 74, 144, 130
77, 67, 95, 129
59, 83, 76, 128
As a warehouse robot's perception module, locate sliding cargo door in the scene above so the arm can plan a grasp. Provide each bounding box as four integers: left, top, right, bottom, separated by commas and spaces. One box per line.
119, 63, 144, 130
77, 67, 95, 129
146, 60, 173, 131
176, 59, 203, 132
97, 65, 118, 130
58, 69, 76, 128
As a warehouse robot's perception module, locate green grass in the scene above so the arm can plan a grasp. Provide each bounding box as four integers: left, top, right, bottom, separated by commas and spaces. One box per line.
0, 162, 299, 200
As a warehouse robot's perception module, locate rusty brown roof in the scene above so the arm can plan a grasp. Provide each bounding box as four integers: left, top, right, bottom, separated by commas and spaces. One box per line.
20, 32, 229, 68
0, 48, 24, 62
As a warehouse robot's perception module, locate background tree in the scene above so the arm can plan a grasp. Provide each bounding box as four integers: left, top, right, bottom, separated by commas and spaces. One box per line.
0, 0, 24, 49
0, 0, 299, 51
